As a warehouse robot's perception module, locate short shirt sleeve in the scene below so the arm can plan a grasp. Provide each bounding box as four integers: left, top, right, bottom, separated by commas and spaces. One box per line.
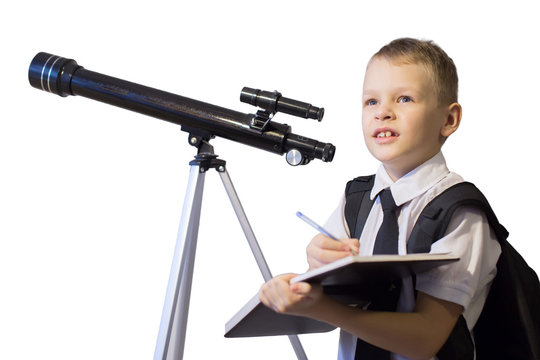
323, 195, 350, 239
415, 206, 501, 322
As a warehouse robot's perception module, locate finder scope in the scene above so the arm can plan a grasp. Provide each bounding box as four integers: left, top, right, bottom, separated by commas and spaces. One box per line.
240, 87, 324, 121
28, 52, 335, 165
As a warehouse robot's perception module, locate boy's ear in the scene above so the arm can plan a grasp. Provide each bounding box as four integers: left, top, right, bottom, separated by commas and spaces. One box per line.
441, 102, 462, 137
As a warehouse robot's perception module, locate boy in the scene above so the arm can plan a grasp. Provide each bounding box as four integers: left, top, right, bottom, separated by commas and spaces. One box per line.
259, 38, 501, 359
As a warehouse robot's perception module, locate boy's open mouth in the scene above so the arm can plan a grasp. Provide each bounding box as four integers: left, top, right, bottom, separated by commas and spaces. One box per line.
374, 129, 399, 138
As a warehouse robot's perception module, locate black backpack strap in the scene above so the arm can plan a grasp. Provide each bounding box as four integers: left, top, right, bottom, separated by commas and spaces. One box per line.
407, 181, 508, 254
407, 182, 509, 360
344, 175, 376, 239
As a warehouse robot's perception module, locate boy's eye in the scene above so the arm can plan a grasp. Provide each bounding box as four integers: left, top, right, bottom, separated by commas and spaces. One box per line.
398, 96, 412, 103
366, 99, 377, 106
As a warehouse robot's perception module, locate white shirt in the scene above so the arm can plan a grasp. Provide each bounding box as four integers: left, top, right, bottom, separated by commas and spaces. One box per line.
324, 153, 501, 360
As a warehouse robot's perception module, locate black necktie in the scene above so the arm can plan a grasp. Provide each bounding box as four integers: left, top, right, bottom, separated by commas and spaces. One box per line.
355, 188, 401, 359
373, 188, 400, 255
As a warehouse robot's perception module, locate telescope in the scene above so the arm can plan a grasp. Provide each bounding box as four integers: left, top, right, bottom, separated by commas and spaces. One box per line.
28, 52, 334, 359
28, 52, 335, 166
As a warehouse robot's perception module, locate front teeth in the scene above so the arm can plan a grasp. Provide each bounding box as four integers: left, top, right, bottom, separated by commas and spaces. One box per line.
377, 131, 393, 138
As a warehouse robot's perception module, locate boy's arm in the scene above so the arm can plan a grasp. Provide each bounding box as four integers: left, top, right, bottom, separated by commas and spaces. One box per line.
314, 290, 462, 359
260, 276, 462, 360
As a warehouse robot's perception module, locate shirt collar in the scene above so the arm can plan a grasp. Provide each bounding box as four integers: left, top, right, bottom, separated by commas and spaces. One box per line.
371, 152, 450, 206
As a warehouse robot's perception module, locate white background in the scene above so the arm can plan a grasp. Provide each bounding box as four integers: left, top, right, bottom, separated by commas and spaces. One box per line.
1, 1, 539, 359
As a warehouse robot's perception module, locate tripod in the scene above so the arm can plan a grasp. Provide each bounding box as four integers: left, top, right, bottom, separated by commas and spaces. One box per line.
153, 139, 308, 360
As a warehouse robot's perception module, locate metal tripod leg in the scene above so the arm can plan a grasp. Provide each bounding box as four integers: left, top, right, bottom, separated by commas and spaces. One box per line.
218, 167, 308, 360
154, 165, 206, 360
154, 159, 308, 360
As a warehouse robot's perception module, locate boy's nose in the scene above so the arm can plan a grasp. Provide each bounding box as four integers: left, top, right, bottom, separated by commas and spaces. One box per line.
375, 105, 395, 121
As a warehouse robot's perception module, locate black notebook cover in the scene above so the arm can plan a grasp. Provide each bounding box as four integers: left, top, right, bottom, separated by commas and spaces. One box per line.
225, 253, 459, 338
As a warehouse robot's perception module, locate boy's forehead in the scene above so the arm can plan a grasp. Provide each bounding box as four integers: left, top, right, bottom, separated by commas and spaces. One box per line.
363, 57, 433, 93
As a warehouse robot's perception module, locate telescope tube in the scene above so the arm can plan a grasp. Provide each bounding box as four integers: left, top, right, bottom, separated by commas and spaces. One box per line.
28, 52, 335, 163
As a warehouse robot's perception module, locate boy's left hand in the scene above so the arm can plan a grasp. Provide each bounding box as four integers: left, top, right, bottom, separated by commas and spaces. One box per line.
259, 274, 324, 317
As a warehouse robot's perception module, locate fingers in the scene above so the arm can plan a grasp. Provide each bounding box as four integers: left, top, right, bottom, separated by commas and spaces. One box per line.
342, 238, 360, 253
307, 234, 359, 269
259, 275, 324, 315
290, 281, 312, 295
311, 233, 351, 251
280, 273, 297, 282
259, 274, 299, 313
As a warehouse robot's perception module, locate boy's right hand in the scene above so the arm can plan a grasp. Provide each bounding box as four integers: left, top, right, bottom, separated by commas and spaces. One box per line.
306, 234, 359, 270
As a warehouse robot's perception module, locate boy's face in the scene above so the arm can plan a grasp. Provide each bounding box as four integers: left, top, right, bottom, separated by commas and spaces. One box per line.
362, 57, 454, 180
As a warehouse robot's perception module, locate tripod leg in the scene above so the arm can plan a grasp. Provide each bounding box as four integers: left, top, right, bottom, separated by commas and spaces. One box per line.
218, 168, 308, 360
154, 165, 206, 360
218, 168, 272, 281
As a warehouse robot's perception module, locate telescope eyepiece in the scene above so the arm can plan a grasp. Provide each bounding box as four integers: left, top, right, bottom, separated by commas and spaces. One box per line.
240, 87, 324, 121
28, 52, 80, 97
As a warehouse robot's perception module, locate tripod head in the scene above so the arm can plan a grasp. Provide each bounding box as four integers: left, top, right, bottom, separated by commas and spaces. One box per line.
28, 52, 335, 166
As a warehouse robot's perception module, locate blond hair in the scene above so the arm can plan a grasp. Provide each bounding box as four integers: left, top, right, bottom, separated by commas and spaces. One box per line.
372, 38, 458, 105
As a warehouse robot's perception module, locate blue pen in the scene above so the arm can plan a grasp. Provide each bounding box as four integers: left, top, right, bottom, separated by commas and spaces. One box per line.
296, 211, 357, 256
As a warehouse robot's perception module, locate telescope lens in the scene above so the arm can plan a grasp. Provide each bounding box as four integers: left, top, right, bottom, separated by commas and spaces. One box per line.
28, 52, 80, 97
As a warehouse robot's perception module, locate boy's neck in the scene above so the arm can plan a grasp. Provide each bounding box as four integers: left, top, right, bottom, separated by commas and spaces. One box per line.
383, 151, 442, 182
